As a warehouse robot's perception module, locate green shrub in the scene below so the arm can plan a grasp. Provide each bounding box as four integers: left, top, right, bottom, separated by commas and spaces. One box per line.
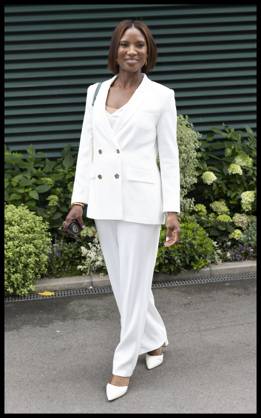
5, 145, 78, 234
157, 115, 201, 212
188, 125, 256, 215
5, 204, 52, 296
219, 216, 256, 262
155, 216, 220, 275
176, 115, 201, 206
46, 223, 106, 277
185, 125, 256, 260
240, 216, 256, 248
192, 204, 234, 245
46, 240, 83, 278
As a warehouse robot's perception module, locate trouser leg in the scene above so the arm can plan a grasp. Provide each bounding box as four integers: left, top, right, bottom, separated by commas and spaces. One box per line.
95, 219, 167, 377
139, 288, 168, 355
94, 220, 122, 313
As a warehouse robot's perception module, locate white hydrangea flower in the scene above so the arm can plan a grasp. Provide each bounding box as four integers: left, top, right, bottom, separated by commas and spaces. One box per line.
234, 153, 253, 167
232, 213, 249, 230
201, 171, 217, 185
210, 200, 230, 214
241, 191, 255, 212
229, 229, 243, 240
227, 163, 243, 175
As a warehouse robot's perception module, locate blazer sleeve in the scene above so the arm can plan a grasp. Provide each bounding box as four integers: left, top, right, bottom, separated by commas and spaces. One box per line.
157, 89, 180, 213
71, 85, 94, 205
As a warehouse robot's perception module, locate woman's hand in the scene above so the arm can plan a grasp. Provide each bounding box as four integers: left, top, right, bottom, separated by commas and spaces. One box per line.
164, 212, 180, 247
63, 205, 84, 231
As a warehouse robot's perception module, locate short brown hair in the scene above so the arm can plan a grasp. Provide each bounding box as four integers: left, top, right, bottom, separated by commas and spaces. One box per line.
108, 20, 157, 74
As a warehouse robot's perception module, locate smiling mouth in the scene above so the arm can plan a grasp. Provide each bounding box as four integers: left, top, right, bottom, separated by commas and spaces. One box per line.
125, 59, 139, 63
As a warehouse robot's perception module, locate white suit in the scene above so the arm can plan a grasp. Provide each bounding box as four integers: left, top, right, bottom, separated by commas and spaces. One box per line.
71, 73, 180, 377
71, 73, 180, 223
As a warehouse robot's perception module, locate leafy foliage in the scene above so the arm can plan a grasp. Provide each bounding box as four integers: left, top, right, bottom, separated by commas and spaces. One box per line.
46, 224, 98, 277
156, 114, 201, 211
188, 125, 256, 214
4, 121, 256, 287
155, 216, 219, 274
5, 204, 52, 296
46, 240, 83, 278
187, 124, 256, 253
176, 115, 201, 203
5, 145, 78, 235
220, 215, 256, 261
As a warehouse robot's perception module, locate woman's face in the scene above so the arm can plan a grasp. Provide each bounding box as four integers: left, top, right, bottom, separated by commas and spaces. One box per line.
117, 26, 148, 73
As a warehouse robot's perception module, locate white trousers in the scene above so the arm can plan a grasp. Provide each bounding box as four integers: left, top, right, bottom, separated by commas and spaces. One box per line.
94, 219, 168, 377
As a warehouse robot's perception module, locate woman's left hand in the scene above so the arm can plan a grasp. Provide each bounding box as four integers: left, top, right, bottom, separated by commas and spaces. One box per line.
164, 213, 180, 247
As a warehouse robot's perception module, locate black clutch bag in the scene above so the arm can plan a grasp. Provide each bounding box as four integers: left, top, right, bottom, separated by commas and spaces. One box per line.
60, 219, 83, 241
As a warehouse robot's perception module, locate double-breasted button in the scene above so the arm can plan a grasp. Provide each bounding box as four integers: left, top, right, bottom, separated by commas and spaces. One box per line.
114, 173, 120, 179
116, 149, 120, 153
98, 149, 102, 154
98, 174, 102, 179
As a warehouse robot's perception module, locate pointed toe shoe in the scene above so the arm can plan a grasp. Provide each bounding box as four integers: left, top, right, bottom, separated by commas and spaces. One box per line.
106, 383, 128, 401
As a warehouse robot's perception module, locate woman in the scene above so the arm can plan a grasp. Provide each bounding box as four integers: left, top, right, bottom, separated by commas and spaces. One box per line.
63, 19, 180, 401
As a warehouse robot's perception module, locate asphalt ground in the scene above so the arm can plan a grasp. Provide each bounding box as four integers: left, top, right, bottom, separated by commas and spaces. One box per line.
5, 278, 256, 413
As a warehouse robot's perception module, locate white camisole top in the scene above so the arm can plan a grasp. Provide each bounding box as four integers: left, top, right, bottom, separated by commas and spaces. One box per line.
106, 104, 126, 130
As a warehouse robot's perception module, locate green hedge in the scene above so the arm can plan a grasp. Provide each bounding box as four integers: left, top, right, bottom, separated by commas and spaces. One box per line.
5, 204, 52, 296
155, 216, 219, 274
5, 145, 78, 235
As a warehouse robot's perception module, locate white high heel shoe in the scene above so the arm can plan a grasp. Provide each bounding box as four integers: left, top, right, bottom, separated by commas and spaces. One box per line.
145, 339, 168, 370
106, 383, 128, 401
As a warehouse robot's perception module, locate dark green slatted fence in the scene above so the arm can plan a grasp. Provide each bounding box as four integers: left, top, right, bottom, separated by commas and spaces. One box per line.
5, 4, 256, 157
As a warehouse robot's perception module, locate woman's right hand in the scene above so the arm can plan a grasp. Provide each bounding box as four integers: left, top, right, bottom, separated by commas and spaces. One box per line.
63, 205, 85, 231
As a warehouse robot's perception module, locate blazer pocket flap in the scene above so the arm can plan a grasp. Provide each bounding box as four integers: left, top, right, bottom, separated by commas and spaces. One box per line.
126, 167, 156, 184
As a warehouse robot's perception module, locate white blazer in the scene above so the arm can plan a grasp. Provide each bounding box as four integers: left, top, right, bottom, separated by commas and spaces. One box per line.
71, 73, 180, 225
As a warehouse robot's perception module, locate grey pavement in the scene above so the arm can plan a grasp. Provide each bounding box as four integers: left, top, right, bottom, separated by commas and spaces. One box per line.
5, 278, 256, 413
